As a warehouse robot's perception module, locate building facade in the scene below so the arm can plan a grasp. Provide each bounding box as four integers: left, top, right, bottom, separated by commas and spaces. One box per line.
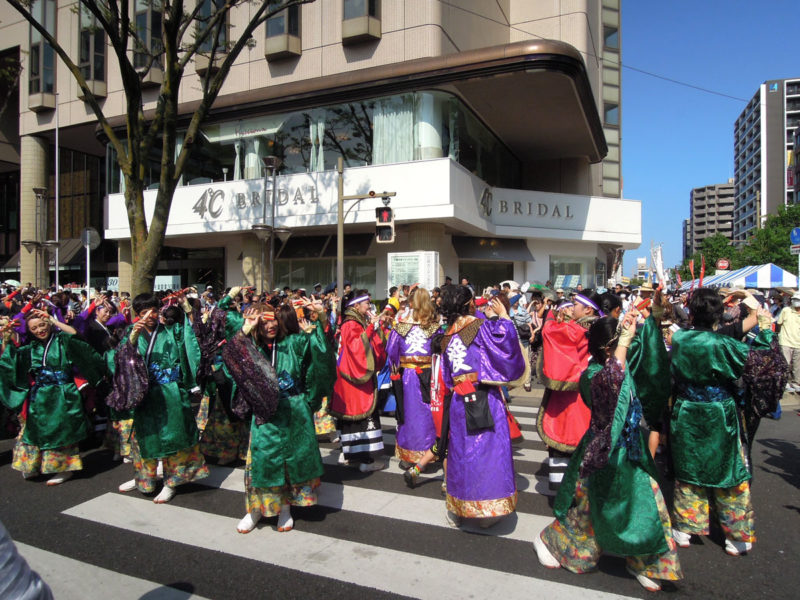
687, 179, 734, 255
733, 78, 800, 243
2, 0, 638, 295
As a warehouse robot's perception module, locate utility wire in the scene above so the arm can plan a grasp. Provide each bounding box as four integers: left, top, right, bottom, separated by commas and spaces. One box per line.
435, 0, 749, 103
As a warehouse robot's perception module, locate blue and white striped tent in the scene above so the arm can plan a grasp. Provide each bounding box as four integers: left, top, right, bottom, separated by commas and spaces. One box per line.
678, 263, 797, 291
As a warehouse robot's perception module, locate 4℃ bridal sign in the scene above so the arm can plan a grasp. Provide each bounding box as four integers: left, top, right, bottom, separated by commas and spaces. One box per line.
387, 252, 439, 293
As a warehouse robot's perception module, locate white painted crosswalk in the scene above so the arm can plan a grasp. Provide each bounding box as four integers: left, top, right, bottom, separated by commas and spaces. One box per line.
63, 494, 635, 600
11, 401, 640, 600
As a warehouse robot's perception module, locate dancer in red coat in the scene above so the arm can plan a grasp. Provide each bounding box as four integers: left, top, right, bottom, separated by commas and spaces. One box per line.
330, 290, 389, 472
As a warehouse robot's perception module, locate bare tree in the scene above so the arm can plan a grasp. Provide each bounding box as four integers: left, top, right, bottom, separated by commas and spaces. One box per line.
8, 0, 315, 295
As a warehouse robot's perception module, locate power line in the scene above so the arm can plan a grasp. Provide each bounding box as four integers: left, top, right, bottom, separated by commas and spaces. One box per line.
435, 0, 749, 103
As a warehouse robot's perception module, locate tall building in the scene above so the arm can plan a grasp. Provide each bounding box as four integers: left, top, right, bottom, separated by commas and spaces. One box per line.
0, 0, 637, 294
682, 218, 692, 261
733, 78, 800, 243
687, 179, 734, 255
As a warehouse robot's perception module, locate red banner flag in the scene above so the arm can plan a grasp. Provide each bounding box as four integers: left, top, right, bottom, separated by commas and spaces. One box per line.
689, 260, 695, 291
677, 273, 683, 287
699, 254, 706, 288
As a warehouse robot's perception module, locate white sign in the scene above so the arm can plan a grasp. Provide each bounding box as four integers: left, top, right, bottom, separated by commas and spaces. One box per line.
791, 244, 800, 256
387, 251, 439, 293
154, 275, 181, 291
106, 277, 120, 291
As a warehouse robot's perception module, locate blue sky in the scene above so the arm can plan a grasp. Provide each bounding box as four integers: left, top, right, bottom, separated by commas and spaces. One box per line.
622, 1, 799, 272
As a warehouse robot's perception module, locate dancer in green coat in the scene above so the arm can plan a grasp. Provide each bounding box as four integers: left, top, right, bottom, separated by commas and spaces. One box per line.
669, 288, 784, 556
220, 298, 334, 534
534, 315, 682, 592
108, 293, 209, 503
0, 309, 105, 485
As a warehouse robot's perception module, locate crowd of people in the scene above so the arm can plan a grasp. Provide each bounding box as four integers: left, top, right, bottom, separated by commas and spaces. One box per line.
0, 275, 793, 592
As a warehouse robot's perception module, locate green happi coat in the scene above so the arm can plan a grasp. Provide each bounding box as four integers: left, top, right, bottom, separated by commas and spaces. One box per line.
670, 328, 775, 488
0, 332, 105, 449
108, 320, 202, 459
554, 361, 668, 556
223, 309, 335, 488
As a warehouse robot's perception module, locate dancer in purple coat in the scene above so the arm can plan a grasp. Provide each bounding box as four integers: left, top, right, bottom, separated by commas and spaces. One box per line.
438, 285, 525, 528
386, 288, 440, 468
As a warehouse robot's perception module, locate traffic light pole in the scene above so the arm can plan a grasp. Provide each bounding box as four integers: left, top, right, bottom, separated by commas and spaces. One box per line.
336, 157, 396, 307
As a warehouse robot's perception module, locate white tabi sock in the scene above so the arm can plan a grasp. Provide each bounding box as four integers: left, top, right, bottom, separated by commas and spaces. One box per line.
153, 485, 176, 504
118, 479, 137, 493
237, 511, 262, 534
277, 504, 294, 532
46, 472, 73, 486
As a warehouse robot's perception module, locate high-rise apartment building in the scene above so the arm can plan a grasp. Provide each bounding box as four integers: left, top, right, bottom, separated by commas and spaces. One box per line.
733, 78, 800, 242
687, 179, 734, 255
0, 0, 637, 293
682, 218, 692, 262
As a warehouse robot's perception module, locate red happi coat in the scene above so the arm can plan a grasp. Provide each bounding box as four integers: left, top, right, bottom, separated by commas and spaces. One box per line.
537, 316, 592, 452
330, 309, 387, 420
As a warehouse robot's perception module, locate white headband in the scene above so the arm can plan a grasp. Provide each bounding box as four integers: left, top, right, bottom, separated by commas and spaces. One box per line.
574, 293, 605, 317
347, 294, 370, 307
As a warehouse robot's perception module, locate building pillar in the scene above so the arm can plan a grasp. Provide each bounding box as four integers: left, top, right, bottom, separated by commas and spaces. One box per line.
406, 222, 455, 287
241, 234, 264, 293
117, 240, 132, 294
415, 92, 444, 159
19, 136, 49, 288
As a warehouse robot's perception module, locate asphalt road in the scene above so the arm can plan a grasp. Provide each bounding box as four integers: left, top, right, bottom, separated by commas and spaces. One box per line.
1, 388, 798, 600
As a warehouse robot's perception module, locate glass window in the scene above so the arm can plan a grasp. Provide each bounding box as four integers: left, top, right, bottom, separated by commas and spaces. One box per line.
274, 257, 376, 296
29, 0, 56, 95
107, 90, 520, 192
134, 0, 163, 69
344, 0, 380, 20
266, 5, 300, 37
79, 5, 105, 82
549, 256, 593, 288
458, 261, 513, 294
604, 103, 619, 127
603, 26, 619, 50
197, 0, 228, 53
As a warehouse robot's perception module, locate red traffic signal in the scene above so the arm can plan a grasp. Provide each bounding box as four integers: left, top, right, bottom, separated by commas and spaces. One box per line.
376, 207, 393, 224
375, 207, 395, 243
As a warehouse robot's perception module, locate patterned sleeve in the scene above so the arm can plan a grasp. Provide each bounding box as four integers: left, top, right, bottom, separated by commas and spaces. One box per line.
580, 358, 624, 477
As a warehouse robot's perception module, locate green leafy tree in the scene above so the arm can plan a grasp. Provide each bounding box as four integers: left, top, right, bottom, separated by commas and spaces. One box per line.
8, 0, 315, 295
678, 233, 736, 281
737, 203, 800, 272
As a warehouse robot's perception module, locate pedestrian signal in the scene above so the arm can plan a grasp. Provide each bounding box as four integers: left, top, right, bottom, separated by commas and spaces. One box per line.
375, 207, 395, 244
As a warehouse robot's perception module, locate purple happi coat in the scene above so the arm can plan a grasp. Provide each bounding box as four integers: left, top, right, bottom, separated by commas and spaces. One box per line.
386, 323, 439, 462
441, 316, 524, 518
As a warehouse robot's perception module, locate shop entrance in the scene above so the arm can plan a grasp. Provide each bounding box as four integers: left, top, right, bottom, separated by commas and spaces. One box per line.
458, 261, 513, 294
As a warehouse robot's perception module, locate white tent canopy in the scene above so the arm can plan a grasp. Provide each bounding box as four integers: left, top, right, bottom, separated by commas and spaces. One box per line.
678, 263, 798, 291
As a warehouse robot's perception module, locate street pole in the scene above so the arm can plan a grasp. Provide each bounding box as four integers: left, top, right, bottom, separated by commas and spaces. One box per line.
84, 230, 91, 294
337, 157, 344, 307
269, 167, 278, 293
261, 166, 268, 294
336, 158, 396, 306
54, 93, 59, 290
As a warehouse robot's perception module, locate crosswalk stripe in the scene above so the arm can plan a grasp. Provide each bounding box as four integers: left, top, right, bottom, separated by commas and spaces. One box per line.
63, 494, 636, 600
381, 411, 538, 438
317, 448, 556, 496
16, 542, 212, 600
377, 431, 547, 463
199, 465, 552, 543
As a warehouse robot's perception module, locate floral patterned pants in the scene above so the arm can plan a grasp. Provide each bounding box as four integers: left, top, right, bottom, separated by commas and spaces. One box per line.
314, 396, 337, 437
197, 395, 249, 463
672, 480, 755, 543
541, 478, 682, 580
129, 434, 209, 493
243, 449, 320, 516
11, 418, 82, 476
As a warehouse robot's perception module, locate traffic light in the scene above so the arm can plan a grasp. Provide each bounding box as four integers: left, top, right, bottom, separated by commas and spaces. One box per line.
375, 206, 395, 243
